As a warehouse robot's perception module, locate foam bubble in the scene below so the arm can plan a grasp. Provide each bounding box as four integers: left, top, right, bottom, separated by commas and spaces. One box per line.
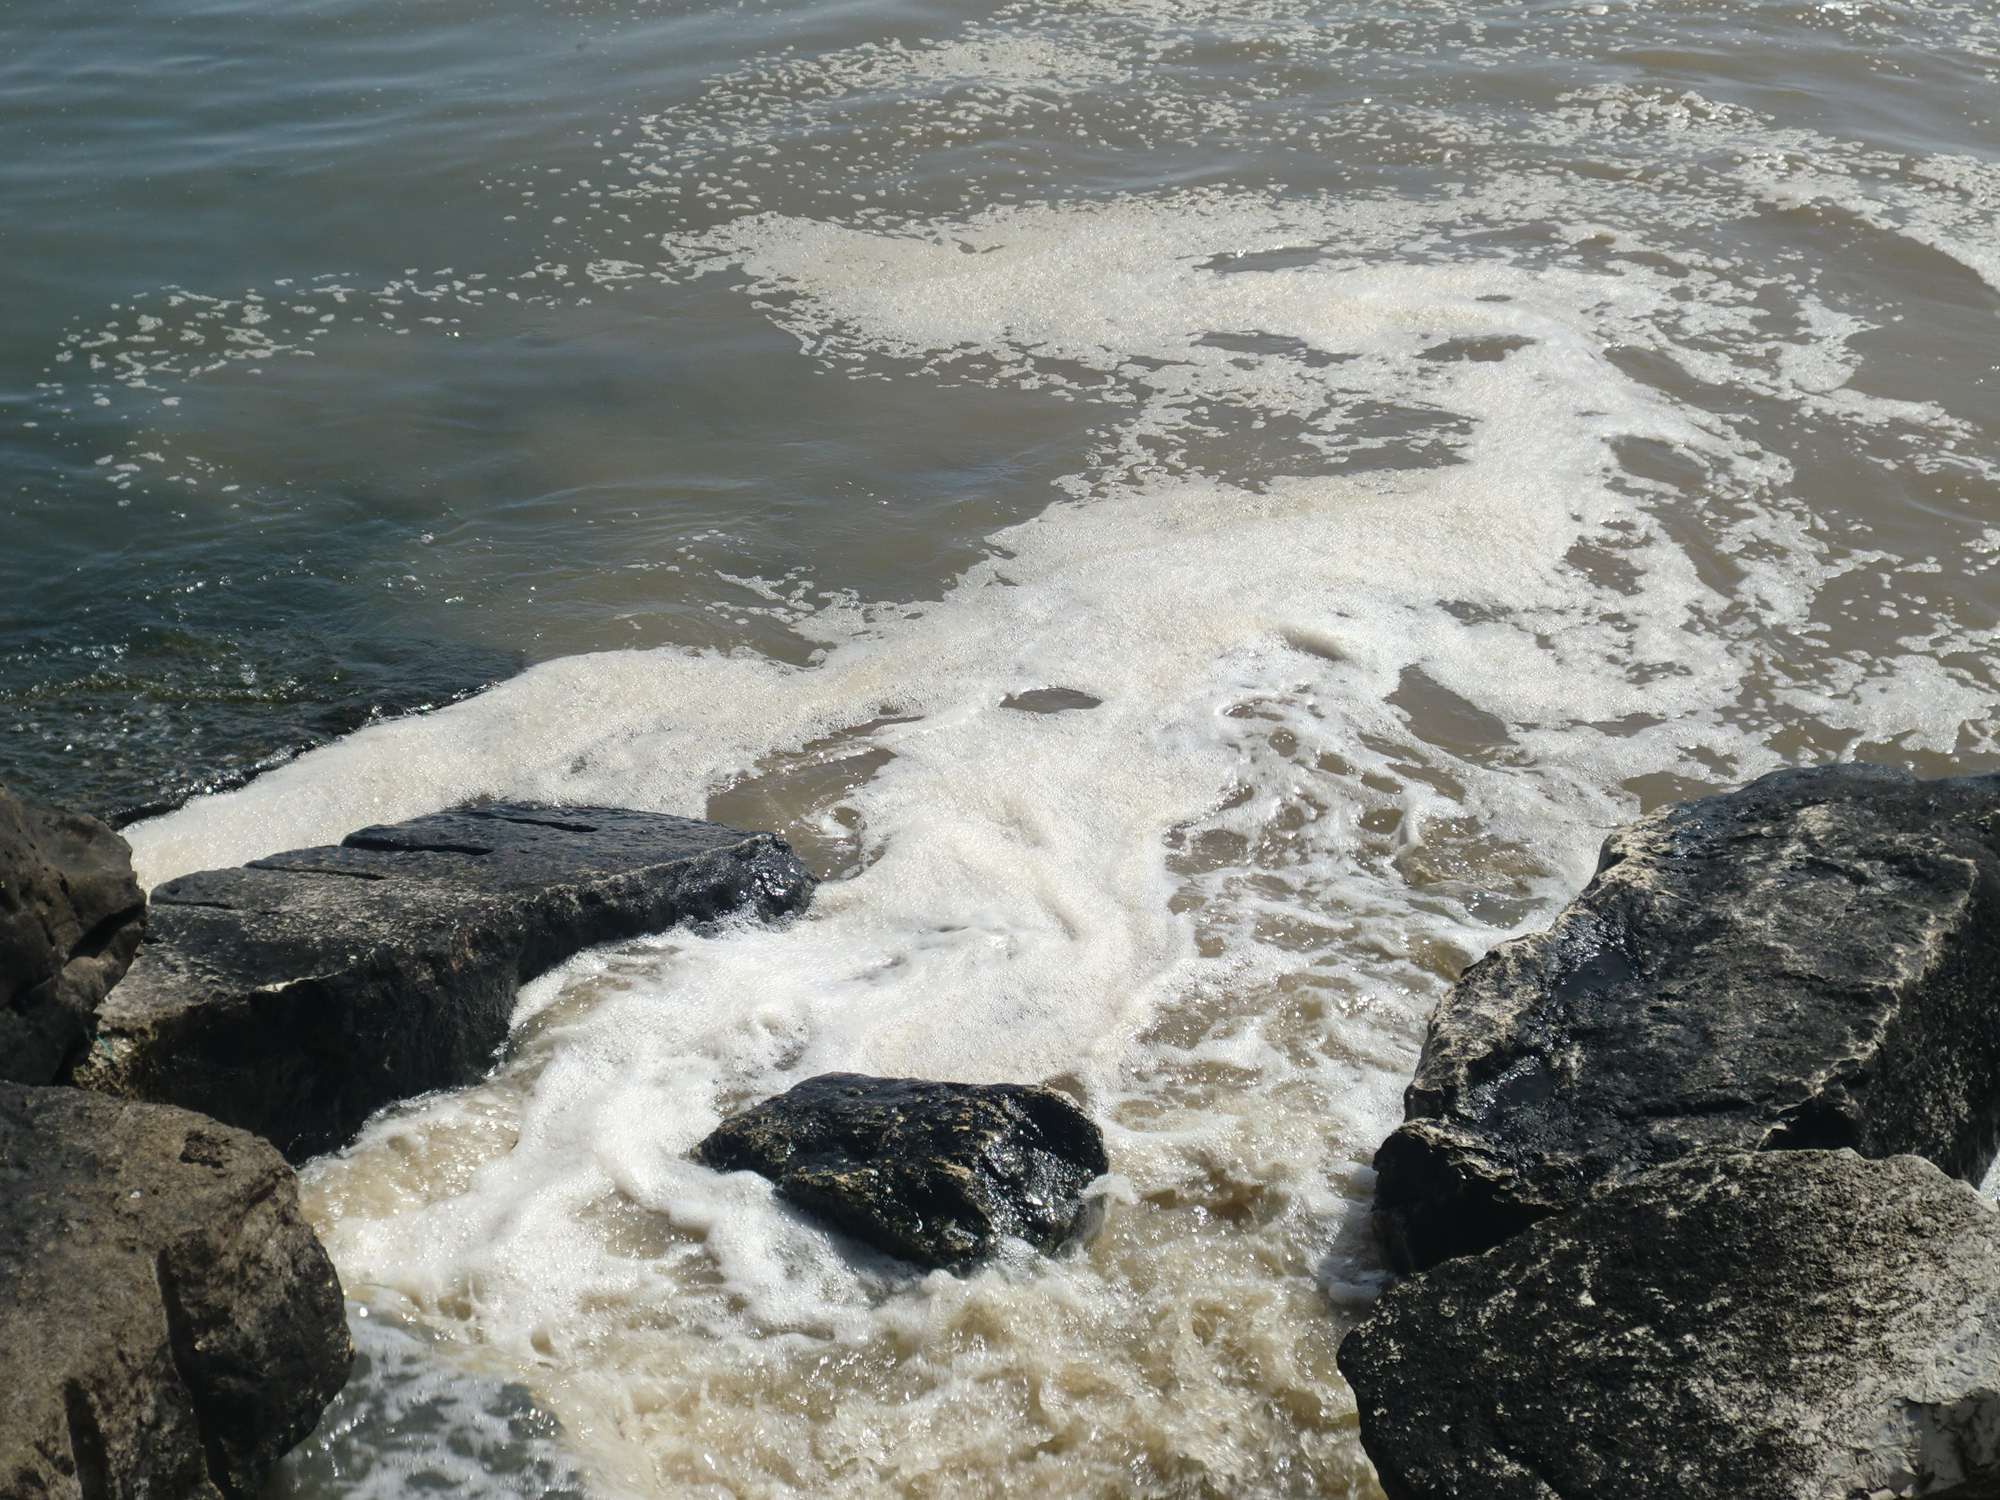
105, 0, 2000, 1492
122, 178, 1998, 1494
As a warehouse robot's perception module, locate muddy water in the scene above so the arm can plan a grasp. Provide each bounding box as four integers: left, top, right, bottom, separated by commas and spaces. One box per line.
13, 0, 1998, 1493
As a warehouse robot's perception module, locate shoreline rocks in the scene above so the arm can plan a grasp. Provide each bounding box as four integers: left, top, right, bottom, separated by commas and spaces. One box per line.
698, 1073, 1109, 1271
1373, 765, 2000, 1272
71, 803, 816, 1161
1, 787, 146, 1087
1344, 766, 2000, 1500
0, 1082, 352, 1499
1340, 1150, 2000, 1500
2, 790, 821, 1495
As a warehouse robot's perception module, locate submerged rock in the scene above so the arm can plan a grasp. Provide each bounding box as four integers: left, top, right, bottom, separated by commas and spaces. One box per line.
278, 1313, 591, 1500
0, 786, 146, 1086
71, 803, 815, 1160
698, 1073, 1109, 1271
999, 686, 1102, 715
1374, 765, 2000, 1271
1339, 1149, 2000, 1500
0, 1082, 350, 1499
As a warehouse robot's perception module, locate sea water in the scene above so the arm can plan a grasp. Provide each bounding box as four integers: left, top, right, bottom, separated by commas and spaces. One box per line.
5, 0, 1998, 1493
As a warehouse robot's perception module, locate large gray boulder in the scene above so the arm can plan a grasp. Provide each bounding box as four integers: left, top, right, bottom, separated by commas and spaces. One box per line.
71, 803, 815, 1160
1, 786, 146, 1085
1374, 765, 2000, 1271
0, 1082, 351, 1499
1339, 1150, 2000, 1500
698, 1073, 1109, 1272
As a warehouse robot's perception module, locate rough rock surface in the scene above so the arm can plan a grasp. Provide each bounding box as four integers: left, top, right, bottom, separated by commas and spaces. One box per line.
1340, 1149, 2000, 1500
0, 1082, 351, 1499
0, 786, 146, 1086
1375, 765, 2000, 1271
71, 803, 815, 1160
698, 1073, 1109, 1271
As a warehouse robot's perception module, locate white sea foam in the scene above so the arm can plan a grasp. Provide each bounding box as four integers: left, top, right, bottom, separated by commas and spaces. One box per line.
132, 169, 1998, 1495
66, 0, 1997, 1489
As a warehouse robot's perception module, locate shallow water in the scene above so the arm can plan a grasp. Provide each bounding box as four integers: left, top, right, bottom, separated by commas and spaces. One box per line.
8, 0, 1999, 1493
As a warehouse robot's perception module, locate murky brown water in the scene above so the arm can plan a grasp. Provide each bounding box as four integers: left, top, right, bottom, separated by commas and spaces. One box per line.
24, 0, 1996, 1493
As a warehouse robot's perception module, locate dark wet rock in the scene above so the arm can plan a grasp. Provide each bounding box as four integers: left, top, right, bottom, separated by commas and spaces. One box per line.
71, 804, 816, 1161
0, 785, 146, 1086
698, 1073, 1109, 1271
999, 687, 1102, 715
1374, 765, 2000, 1272
1340, 1149, 2000, 1500
1418, 334, 1535, 363
0, 1082, 350, 1499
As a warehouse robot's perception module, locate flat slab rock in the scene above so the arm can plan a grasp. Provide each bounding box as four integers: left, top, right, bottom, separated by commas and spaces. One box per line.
71, 804, 815, 1160
698, 1073, 1109, 1272
1376, 765, 2000, 1271
1, 786, 146, 1086
0, 1082, 350, 1500
1339, 1149, 2000, 1500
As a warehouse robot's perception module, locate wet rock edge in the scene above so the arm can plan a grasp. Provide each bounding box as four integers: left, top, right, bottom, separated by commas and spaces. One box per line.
0, 783, 818, 1496
698, 1072, 1110, 1273
1340, 765, 2000, 1500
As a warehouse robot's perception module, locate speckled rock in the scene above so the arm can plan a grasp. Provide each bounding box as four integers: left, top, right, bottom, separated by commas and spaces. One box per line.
698, 1073, 1109, 1271
71, 803, 815, 1160
1339, 1150, 2000, 1500
0, 786, 146, 1085
1375, 765, 2000, 1272
0, 1082, 350, 1499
